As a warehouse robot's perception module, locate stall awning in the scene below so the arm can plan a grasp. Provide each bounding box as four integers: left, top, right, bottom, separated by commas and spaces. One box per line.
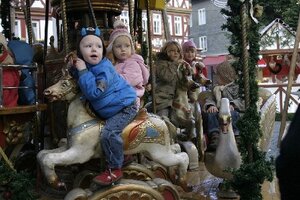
203, 55, 227, 66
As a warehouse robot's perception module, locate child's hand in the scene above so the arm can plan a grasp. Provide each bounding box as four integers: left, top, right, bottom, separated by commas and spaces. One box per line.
207, 105, 218, 113
73, 58, 87, 71
179, 59, 190, 67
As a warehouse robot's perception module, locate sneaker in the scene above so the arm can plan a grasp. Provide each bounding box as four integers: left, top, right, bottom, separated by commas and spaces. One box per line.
93, 168, 123, 186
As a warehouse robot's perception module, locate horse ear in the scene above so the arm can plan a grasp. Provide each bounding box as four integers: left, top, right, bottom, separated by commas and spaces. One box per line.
61, 67, 70, 77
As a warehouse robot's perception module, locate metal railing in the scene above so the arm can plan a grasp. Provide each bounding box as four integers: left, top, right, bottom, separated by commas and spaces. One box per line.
0, 63, 38, 107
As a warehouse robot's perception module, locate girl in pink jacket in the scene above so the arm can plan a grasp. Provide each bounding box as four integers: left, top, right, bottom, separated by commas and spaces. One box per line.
107, 20, 150, 108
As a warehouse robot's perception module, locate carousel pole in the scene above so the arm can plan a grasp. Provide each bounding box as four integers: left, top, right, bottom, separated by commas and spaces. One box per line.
278, 11, 300, 147
25, 0, 34, 44
162, 9, 170, 40
61, 0, 69, 55
145, 0, 156, 113
240, 1, 252, 162
128, 0, 135, 43
87, 0, 97, 27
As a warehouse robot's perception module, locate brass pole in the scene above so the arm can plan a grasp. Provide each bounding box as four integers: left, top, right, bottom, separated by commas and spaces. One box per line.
278, 11, 300, 147
0, 146, 15, 171
128, 0, 135, 43
145, 0, 156, 113
61, 0, 69, 55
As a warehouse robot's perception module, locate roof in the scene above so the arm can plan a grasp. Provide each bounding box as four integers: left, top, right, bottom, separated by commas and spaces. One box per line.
260, 18, 296, 37
259, 18, 297, 51
203, 55, 227, 66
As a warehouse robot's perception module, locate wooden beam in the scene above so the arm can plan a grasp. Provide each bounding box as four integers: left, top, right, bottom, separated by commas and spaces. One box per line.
278, 11, 300, 147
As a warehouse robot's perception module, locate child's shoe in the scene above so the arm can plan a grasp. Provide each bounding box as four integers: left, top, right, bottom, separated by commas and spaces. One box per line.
93, 168, 123, 186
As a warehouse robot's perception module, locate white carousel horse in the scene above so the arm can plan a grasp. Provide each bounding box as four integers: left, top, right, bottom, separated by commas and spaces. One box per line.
204, 98, 241, 180
37, 72, 189, 189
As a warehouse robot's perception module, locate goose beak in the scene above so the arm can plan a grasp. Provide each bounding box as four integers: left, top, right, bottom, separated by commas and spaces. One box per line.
219, 115, 231, 134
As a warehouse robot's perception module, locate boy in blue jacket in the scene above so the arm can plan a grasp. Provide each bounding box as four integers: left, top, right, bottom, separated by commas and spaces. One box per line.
68, 27, 137, 186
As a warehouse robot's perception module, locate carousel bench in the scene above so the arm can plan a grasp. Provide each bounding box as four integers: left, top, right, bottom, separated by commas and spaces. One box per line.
0, 63, 47, 150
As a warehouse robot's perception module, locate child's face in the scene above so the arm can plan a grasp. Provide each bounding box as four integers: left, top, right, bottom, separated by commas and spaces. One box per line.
79, 35, 103, 65
183, 48, 197, 62
112, 36, 132, 62
166, 44, 180, 62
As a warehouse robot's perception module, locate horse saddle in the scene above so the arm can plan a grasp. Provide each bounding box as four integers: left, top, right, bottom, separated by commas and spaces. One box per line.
123, 108, 166, 150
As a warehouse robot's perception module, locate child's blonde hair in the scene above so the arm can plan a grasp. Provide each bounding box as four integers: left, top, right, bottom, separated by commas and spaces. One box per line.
159, 40, 183, 61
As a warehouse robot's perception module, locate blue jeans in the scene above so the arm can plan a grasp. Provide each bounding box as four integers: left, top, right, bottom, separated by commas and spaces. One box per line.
203, 110, 240, 137
100, 104, 138, 169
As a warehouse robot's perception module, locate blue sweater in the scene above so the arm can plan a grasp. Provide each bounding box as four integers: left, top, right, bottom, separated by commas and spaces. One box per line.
77, 58, 137, 119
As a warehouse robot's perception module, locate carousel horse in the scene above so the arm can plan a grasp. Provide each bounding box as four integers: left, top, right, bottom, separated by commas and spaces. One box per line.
170, 62, 200, 140
37, 70, 189, 189
170, 62, 211, 162
204, 98, 241, 180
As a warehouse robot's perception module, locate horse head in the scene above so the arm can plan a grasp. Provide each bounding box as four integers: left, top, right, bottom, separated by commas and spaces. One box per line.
43, 69, 78, 102
192, 62, 211, 87
177, 62, 200, 91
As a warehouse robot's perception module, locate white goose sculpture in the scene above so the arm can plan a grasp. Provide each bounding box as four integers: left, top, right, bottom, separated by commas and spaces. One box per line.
204, 98, 242, 180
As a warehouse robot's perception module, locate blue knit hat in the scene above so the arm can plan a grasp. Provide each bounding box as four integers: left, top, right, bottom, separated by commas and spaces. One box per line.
7, 40, 34, 65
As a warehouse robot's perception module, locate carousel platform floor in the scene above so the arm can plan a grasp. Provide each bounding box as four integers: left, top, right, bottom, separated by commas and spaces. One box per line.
38, 121, 284, 200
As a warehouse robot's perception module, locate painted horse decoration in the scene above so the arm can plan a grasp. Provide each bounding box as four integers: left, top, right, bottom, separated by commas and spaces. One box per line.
37, 70, 189, 189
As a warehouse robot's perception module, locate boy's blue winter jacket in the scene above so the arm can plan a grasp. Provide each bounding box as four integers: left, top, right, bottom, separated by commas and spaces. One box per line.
77, 58, 136, 119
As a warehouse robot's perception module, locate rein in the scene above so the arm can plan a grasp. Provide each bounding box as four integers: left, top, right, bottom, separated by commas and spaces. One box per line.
60, 78, 79, 102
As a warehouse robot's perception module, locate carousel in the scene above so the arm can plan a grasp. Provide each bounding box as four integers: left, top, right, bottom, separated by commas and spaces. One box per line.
0, 0, 281, 199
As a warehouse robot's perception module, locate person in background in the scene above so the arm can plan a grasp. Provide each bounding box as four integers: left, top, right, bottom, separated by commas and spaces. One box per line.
182, 39, 210, 105
202, 60, 243, 151
182, 40, 208, 86
107, 20, 149, 108
276, 105, 300, 200
154, 40, 186, 118
66, 27, 137, 186
8, 40, 36, 105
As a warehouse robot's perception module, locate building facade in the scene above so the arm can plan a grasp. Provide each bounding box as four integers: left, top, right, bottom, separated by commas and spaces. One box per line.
190, 0, 230, 74
120, 0, 192, 51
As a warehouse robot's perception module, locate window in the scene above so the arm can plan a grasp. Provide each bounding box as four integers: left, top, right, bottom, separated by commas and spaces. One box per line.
32, 21, 40, 40
153, 14, 161, 35
142, 12, 147, 31
14, 20, 21, 39
198, 8, 206, 25
167, 15, 172, 35
199, 36, 207, 52
153, 38, 163, 48
174, 16, 182, 36
120, 11, 129, 30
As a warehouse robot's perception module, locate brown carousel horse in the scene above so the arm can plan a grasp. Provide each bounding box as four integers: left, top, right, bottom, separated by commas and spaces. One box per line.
170, 62, 211, 162
37, 69, 190, 190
